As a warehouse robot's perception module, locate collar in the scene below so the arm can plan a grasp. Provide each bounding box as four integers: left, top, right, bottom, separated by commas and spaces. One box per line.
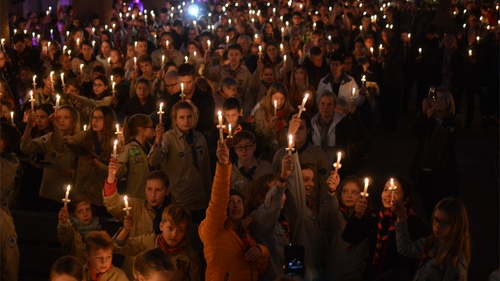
237, 157, 258, 170
324, 71, 352, 85
296, 141, 309, 154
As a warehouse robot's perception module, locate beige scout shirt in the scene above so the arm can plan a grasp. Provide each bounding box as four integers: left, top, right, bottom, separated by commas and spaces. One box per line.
117, 140, 151, 199
83, 264, 128, 281
114, 233, 201, 281
148, 128, 211, 211
20, 132, 77, 202
57, 222, 87, 265
230, 158, 273, 199
202, 62, 255, 116
1, 208, 19, 281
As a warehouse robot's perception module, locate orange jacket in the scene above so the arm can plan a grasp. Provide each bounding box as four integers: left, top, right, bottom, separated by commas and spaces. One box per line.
199, 162, 269, 281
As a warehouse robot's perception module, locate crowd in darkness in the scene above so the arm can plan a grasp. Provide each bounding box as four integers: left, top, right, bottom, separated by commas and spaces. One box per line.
0, 0, 497, 280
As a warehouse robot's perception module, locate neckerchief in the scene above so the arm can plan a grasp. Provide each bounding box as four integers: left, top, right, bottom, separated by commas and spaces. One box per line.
93, 133, 102, 157
278, 212, 290, 241
157, 234, 187, 256
69, 216, 101, 240
416, 238, 438, 270
339, 206, 351, 222
131, 138, 152, 156
87, 261, 113, 281
184, 130, 199, 170
276, 108, 286, 133
372, 208, 396, 270
226, 63, 242, 77
152, 197, 171, 234
239, 166, 257, 181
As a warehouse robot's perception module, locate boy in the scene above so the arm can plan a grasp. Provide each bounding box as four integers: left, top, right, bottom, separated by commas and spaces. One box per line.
83, 231, 128, 281
114, 204, 200, 281
230, 130, 272, 198
0, 122, 21, 281
104, 162, 172, 279
130, 54, 156, 97
202, 43, 254, 117
213, 77, 238, 110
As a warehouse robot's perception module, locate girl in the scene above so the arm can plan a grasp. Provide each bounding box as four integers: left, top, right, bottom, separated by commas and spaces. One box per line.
288, 65, 315, 115
120, 114, 155, 199
20, 104, 79, 210
96, 40, 113, 69
149, 101, 211, 223
64, 106, 120, 207
57, 195, 101, 265
321, 173, 368, 280
50, 255, 84, 281
66, 75, 113, 110
343, 176, 428, 280
253, 82, 293, 161
109, 47, 125, 69
393, 197, 470, 280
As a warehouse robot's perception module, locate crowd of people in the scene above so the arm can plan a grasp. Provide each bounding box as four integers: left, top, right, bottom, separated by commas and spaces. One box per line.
1, 0, 497, 280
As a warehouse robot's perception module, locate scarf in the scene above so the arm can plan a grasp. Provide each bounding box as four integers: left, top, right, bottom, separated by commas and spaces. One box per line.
157, 234, 187, 256
87, 261, 113, 281
184, 130, 199, 170
275, 108, 286, 133
372, 208, 396, 271
416, 238, 438, 270
239, 166, 257, 181
69, 216, 101, 241
153, 197, 171, 234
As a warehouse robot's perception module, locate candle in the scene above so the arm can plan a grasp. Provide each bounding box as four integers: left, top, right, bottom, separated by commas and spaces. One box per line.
370, 47, 374, 56
115, 124, 121, 135
29, 91, 35, 110
361, 75, 366, 87
112, 82, 116, 92
83, 124, 87, 131
226, 36, 230, 44
161, 55, 165, 68
193, 51, 197, 57
77, 38, 80, 47
0, 38, 4, 51
283, 54, 287, 63
408, 33, 411, 42
273, 100, 277, 117
313, 22, 316, 30
185, 56, 188, 63
68, 50, 71, 57
55, 94, 60, 108
379, 44, 383, 54
389, 178, 397, 200
50, 29, 53, 39
286, 134, 295, 155
333, 151, 342, 172
228, 123, 232, 138
418, 48, 422, 56
258, 45, 262, 57
63, 185, 71, 206
49, 71, 55, 90
134, 57, 137, 67
361, 178, 369, 197
297, 93, 309, 117
476, 36, 480, 43
207, 40, 211, 50
60, 73, 65, 87
10, 111, 14, 125
351, 88, 356, 100
180, 83, 185, 99
166, 40, 169, 50
113, 139, 118, 158
79, 63, 84, 75
216, 110, 226, 140
66, 31, 69, 38
107, 57, 111, 65
158, 102, 164, 123
123, 195, 131, 215
468, 49, 472, 57
33, 75, 37, 88
281, 27, 285, 41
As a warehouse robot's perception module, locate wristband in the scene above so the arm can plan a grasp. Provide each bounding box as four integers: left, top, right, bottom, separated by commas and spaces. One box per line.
277, 176, 287, 184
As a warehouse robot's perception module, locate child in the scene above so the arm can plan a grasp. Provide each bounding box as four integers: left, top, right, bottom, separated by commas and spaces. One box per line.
83, 231, 128, 280
133, 248, 186, 281
320, 173, 368, 280
130, 54, 156, 97
32, 70, 59, 107
50, 255, 84, 281
199, 140, 269, 281
0, 122, 21, 281
20, 104, 79, 207
213, 77, 238, 110
393, 197, 470, 280
253, 82, 293, 161
149, 101, 211, 223
119, 114, 155, 199
58, 194, 101, 265
230, 130, 272, 198
66, 75, 113, 110
343, 176, 428, 280
64, 106, 123, 207
104, 160, 172, 280
114, 204, 200, 281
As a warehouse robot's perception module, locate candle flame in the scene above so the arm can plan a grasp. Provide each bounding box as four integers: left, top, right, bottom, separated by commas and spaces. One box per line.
66, 185, 71, 192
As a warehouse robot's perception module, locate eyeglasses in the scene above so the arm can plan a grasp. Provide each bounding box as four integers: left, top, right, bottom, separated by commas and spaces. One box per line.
234, 144, 253, 151
432, 217, 450, 228
91, 116, 104, 121
165, 82, 179, 88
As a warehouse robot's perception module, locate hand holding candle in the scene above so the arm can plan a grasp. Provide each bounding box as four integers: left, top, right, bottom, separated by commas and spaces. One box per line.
123, 195, 131, 215
62, 185, 71, 206
333, 151, 342, 172
216, 110, 226, 140
361, 178, 369, 197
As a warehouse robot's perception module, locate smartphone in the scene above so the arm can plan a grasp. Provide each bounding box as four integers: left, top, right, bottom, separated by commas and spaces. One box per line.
284, 244, 305, 277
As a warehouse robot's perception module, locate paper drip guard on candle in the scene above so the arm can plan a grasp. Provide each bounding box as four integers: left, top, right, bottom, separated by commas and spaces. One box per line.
297, 92, 310, 117
286, 134, 295, 155
216, 110, 226, 140
158, 102, 165, 123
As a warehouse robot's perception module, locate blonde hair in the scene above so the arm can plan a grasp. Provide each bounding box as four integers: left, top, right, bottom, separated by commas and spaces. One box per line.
262, 82, 294, 121
170, 100, 198, 130
161, 203, 192, 227
133, 248, 174, 279
85, 231, 114, 253
433, 198, 471, 268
